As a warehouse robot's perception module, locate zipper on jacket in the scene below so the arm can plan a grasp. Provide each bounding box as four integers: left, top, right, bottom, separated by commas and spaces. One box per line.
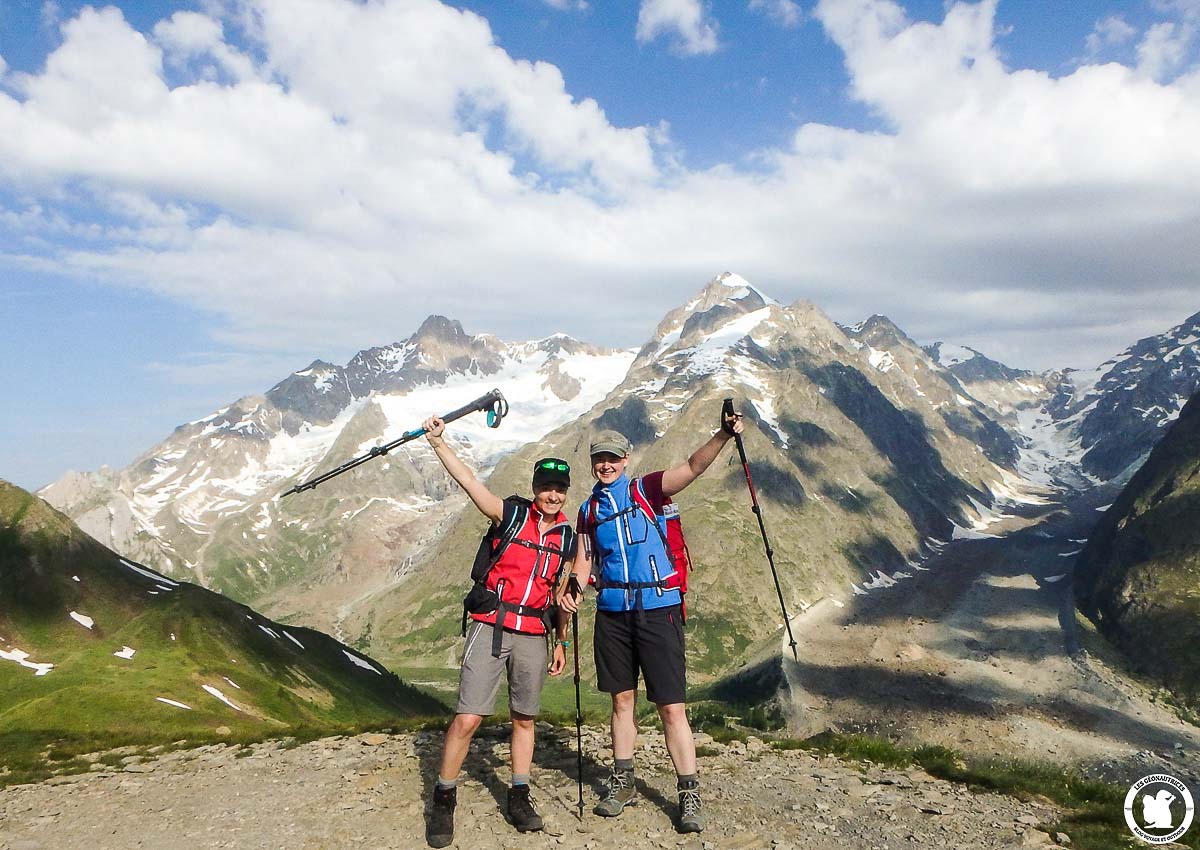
603, 489, 631, 597
649, 555, 664, 597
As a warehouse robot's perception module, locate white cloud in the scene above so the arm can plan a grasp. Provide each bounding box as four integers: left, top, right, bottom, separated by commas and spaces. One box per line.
749, 0, 803, 28
1085, 15, 1136, 58
2, 0, 1200, 374
1137, 21, 1195, 81
539, 0, 589, 10
40, 1, 62, 30
153, 11, 260, 82
636, 0, 720, 56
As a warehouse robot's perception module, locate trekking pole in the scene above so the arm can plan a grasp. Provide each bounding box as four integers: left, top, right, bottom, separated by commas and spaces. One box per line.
280, 389, 509, 497
567, 576, 585, 821
723, 398, 799, 662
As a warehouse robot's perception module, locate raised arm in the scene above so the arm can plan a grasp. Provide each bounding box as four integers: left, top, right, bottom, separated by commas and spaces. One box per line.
423, 415, 505, 524
660, 409, 744, 497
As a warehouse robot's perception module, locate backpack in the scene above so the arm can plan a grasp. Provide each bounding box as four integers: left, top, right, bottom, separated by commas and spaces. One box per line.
462, 495, 576, 655
582, 479, 694, 621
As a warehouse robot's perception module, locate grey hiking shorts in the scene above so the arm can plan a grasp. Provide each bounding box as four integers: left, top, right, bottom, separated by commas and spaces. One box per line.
456, 620, 548, 717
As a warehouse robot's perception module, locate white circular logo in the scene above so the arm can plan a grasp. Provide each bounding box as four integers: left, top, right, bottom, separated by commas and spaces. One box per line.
1124, 773, 1194, 845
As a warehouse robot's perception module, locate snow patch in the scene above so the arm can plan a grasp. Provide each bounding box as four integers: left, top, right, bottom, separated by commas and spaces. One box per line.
935, 343, 976, 367
1, 647, 55, 676
113, 646, 136, 659
867, 346, 896, 373
69, 611, 94, 629
283, 631, 306, 650
375, 346, 635, 472
202, 684, 244, 712
120, 558, 180, 587
343, 650, 382, 675
156, 697, 192, 710
951, 522, 997, 540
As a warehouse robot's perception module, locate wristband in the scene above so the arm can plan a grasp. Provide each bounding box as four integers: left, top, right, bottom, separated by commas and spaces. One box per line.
558, 640, 571, 648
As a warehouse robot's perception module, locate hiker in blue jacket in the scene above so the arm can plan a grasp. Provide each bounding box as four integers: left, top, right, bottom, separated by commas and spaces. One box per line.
560, 409, 742, 834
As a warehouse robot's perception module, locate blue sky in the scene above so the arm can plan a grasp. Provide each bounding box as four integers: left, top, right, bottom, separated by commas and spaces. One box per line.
2, 0, 1200, 490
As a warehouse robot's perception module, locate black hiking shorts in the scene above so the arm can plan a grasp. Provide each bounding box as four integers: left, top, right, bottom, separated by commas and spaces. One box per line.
594, 604, 686, 706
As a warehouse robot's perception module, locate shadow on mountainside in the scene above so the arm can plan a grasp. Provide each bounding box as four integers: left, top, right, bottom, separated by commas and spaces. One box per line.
798, 358, 989, 539
776, 494, 1200, 770
785, 654, 1190, 759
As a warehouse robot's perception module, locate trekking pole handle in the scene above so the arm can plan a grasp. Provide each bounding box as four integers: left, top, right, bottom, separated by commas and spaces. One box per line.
439, 388, 509, 429
723, 397, 750, 462
721, 397, 741, 438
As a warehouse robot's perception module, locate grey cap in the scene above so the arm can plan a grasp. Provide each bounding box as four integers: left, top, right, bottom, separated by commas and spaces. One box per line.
590, 429, 632, 457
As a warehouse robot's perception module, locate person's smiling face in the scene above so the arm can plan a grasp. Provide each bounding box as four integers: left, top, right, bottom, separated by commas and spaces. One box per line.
532, 483, 567, 516
591, 452, 628, 485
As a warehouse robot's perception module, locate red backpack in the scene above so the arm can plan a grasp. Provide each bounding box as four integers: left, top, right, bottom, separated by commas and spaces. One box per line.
583, 478, 694, 621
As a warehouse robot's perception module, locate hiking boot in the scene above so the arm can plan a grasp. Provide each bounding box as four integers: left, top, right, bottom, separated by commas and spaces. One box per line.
426, 784, 456, 848
506, 784, 544, 832
677, 784, 704, 833
593, 769, 637, 817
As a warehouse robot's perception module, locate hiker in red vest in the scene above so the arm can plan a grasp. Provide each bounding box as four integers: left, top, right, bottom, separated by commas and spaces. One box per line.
421, 415, 576, 848
560, 408, 743, 834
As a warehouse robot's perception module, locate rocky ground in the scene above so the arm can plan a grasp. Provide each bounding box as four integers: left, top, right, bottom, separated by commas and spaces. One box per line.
782, 491, 1200, 788
0, 726, 1068, 850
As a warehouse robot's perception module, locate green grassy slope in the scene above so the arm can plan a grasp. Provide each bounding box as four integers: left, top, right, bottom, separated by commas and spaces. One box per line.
0, 480, 445, 757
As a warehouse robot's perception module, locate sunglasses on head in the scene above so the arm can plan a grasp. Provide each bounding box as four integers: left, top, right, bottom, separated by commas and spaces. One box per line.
536, 460, 570, 473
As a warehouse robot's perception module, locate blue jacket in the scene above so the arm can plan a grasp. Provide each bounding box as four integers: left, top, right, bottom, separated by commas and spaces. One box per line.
585, 473, 681, 613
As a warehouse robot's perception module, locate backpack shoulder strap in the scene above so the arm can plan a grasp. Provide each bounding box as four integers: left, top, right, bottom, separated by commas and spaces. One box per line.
630, 478, 673, 565
490, 495, 531, 566
629, 478, 660, 522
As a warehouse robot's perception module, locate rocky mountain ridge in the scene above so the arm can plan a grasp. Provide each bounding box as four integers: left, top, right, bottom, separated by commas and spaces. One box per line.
39, 322, 635, 626
38, 274, 1200, 684
1047, 310, 1200, 481
373, 273, 1038, 675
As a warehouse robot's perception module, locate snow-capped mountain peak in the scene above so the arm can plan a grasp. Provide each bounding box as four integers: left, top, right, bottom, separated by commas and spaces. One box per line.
41, 317, 637, 584
1044, 309, 1200, 480
646, 272, 785, 359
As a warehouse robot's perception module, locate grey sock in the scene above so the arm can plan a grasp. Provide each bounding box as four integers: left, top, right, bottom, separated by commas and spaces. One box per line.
615, 758, 634, 773
677, 773, 699, 790
436, 776, 459, 791
511, 774, 530, 787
